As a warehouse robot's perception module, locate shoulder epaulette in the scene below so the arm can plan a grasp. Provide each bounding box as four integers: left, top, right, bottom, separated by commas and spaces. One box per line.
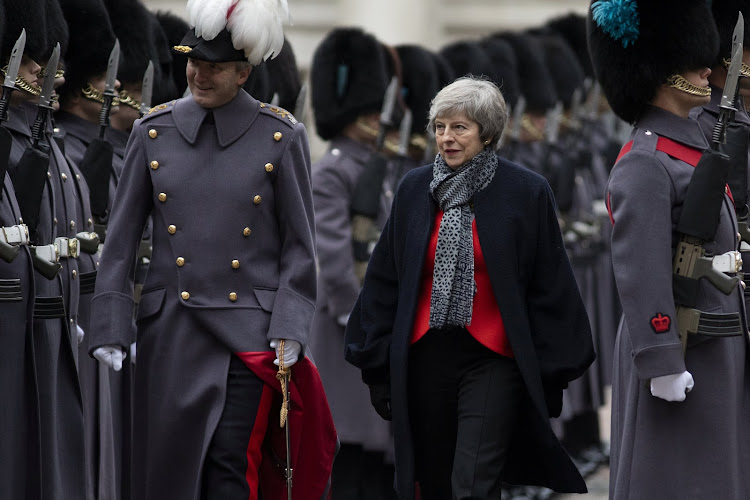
259, 102, 298, 127
143, 100, 177, 119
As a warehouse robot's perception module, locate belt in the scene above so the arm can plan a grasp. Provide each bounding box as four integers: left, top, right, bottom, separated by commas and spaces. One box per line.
79, 270, 97, 295
1, 224, 29, 245
54, 237, 79, 259
33, 295, 66, 319
711, 250, 742, 274
677, 308, 744, 337
76, 232, 100, 255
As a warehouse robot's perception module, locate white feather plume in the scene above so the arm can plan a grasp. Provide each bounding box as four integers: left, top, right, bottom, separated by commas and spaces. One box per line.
227, 0, 289, 65
187, 0, 235, 40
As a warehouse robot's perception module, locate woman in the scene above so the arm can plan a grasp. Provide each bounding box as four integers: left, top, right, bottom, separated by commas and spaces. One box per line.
345, 76, 595, 499
588, 1, 750, 498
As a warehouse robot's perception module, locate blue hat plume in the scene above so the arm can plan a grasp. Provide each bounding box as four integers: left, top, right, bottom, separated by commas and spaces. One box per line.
591, 0, 640, 48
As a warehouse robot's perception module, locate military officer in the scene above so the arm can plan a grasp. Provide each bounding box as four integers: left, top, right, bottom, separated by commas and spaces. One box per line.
589, 0, 750, 497
88, 0, 336, 498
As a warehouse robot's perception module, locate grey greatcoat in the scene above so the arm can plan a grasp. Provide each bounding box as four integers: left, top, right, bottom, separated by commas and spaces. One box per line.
309, 136, 393, 453
607, 106, 750, 499
89, 90, 317, 500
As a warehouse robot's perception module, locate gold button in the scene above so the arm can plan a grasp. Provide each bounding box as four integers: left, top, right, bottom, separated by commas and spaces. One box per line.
181, 291, 190, 300
231, 259, 240, 269
253, 195, 261, 205
243, 227, 251, 237
274, 132, 282, 141
47, 171, 51, 178
72, 269, 77, 278
61, 173, 67, 181
229, 292, 237, 302
176, 257, 185, 267
149, 129, 158, 139
158, 192, 167, 202
76, 174, 81, 181
88, 218, 93, 227
150, 160, 159, 170
70, 221, 75, 230
265, 163, 274, 172
168, 225, 177, 234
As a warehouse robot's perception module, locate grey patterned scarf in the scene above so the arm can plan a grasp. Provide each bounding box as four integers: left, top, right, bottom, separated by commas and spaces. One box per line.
429, 147, 498, 328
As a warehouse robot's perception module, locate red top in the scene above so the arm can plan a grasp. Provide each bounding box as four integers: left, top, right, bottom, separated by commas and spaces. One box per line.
411, 211, 514, 358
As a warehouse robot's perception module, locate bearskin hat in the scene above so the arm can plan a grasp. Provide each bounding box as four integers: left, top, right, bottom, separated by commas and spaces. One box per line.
587, 0, 719, 123
44, 0, 69, 60
58, 0, 116, 99
156, 10, 190, 96
264, 38, 301, 114
480, 37, 520, 108
147, 11, 179, 103
493, 32, 557, 114
2, 0, 48, 62
243, 61, 271, 102
711, 0, 750, 66
103, 0, 153, 86
311, 27, 390, 141
535, 34, 585, 109
546, 13, 594, 78
439, 41, 494, 81
431, 51, 455, 89
396, 45, 441, 135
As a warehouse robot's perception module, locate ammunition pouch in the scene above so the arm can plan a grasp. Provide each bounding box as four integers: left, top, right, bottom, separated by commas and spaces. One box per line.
0, 223, 29, 263
75, 232, 100, 254
676, 308, 743, 338
31, 244, 62, 280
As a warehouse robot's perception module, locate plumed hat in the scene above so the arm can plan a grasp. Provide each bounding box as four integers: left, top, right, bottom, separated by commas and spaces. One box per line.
493, 32, 557, 113
711, 0, 750, 66
58, 0, 116, 95
536, 34, 585, 108
45, 0, 69, 60
176, 0, 289, 64
546, 13, 594, 78
156, 10, 190, 96
480, 38, 520, 107
396, 45, 441, 135
311, 27, 390, 141
264, 37, 301, 114
103, 0, 153, 86
2, 0, 48, 62
587, 0, 719, 123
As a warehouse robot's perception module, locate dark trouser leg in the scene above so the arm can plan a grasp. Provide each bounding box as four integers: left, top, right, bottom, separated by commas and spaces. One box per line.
331, 443, 364, 499
409, 330, 459, 500
201, 355, 271, 500
451, 354, 522, 499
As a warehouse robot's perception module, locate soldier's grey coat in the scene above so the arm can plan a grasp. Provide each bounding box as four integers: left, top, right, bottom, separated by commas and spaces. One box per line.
89, 90, 317, 500
345, 158, 595, 498
309, 136, 392, 453
607, 106, 750, 499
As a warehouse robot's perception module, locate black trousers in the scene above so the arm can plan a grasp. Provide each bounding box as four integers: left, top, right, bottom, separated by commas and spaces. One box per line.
409, 327, 523, 500
201, 354, 269, 500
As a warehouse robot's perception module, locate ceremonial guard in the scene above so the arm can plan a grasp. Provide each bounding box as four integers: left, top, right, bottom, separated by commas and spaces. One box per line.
308, 27, 398, 499
0, 4, 41, 498
88, 0, 336, 498
589, 0, 750, 497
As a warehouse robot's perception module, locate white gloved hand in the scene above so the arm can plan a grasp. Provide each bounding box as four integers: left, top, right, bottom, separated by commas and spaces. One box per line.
650, 371, 694, 402
129, 342, 137, 365
93, 346, 127, 372
270, 339, 301, 368
75, 324, 85, 345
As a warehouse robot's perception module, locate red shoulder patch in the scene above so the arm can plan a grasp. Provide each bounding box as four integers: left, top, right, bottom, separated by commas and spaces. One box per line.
650, 313, 671, 333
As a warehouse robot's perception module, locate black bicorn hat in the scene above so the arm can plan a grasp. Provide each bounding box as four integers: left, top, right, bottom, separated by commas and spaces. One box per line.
587, 0, 719, 123
2, 0, 48, 63
58, 0, 116, 95
311, 27, 391, 141
395, 44, 442, 135
479, 37, 521, 108
493, 32, 557, 114
156, 10, 190, 96
710, 0, 750, 66
534, 33, 585, 109
546, 13, 594, 79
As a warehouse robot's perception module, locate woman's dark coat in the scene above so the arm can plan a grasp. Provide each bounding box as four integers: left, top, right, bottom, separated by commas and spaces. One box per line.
345, 158, 595, 498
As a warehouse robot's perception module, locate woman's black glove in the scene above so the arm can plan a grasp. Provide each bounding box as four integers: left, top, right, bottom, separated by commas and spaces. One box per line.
368, 383, 392, 421
543, 383, 565, 418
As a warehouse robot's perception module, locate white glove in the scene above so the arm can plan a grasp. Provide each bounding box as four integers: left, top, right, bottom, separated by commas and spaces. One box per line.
75, 324, 85, 345
129, 342, 137, 365
270, 339, 301, 368
93, 346, 127, 372
650, 371, 694, 402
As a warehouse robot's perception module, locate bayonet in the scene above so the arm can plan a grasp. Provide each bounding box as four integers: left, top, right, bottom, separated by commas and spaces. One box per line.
99, 39, 120, 139
398, 109, 412, 157
293, 83, 307, 122
584, 81, 601, 121
509, 96, 526, 142
544, 102, 563, 145
712, 13, 744, 147
138, 61, 154, 116
30, 43, 60, 150
270, 92, 279, 107
0, 29, 26, 121
376, 76, 399, 151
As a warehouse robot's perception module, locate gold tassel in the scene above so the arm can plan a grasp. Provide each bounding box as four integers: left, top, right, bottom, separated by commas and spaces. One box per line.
276, 339, 291, 428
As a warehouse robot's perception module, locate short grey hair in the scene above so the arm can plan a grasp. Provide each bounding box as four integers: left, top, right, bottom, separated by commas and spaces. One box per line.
427, 76, 509, 149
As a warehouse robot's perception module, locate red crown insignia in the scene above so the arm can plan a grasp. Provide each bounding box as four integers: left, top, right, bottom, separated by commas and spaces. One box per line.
650, 313, 671, 333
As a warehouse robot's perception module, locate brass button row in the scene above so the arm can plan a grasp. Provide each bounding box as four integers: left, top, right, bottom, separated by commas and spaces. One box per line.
180, 290, 238, 302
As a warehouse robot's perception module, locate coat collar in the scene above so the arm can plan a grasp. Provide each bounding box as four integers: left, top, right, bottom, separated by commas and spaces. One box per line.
172, 89, 260, 147
55, 110, 100, 143
329, 136, 375, 165
637, 105, 710, 151
693, 84, 750, 126
4, 104, 31, 137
